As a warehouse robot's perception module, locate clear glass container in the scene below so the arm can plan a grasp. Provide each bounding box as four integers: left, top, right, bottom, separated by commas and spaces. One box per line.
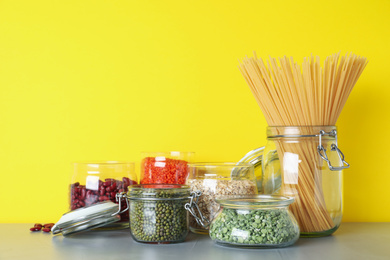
263, 126, 347, 237
71, 161, 137, 229
209, 195, 299, 248
187, 163, 258, 234
140, 151, 194, 184
128, 184, 191, 244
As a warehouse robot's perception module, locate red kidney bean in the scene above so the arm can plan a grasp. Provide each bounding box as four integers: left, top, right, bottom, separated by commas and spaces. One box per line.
98, 196, 109, 201
70, 177, 136, 222
71, 182, 80, 188
30, 227, 41, 231
34, 223, 42, 228
43, 223, 54, 229
122, 177, 130, 186
129, 180, 137, 185
103, 181, 112, 187
42, 228, 51, 233
80, 188, 86, 199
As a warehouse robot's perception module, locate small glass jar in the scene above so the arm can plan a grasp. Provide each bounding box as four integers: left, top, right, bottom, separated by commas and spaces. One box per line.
209, 195, 299, 248
187, 163, 258, 234
263, 126, 347, 237
70, 161, 137, 229
127, 184, 206, 244
140, 151, 194, 185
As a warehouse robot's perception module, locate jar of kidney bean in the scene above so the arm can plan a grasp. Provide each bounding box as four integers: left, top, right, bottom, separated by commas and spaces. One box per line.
71, 161, 137, 229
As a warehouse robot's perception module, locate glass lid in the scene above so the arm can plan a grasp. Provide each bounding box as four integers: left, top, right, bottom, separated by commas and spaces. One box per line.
216, 195, 295, 209
51, 201, 122, 236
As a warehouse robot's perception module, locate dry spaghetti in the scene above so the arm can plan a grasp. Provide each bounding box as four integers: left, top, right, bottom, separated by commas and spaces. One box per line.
239, 52, 367, 233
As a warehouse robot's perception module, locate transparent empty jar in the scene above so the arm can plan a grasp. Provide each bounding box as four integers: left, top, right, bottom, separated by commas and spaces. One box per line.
187, 163, 257, 234
209, 195, 299, 248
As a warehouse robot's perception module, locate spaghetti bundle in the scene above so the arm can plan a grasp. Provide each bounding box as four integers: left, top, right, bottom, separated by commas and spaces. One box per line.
239, 52, 367, 232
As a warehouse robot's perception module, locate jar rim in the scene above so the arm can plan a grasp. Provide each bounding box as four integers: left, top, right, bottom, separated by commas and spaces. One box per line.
266, 126, 337, 138
267, 125, 336, 127
216, 195, 295, 208
130, 184, 190, 189
74, 161, 135, 165
128, 184, 191, 199
188, 162, 253, 167
140, 151, 195, 155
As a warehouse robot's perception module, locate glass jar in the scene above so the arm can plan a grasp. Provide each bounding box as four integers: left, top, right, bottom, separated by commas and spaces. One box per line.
53, 186, 207, 238
262, 126, 348, 237
187, 163, 258, 234
70, 161, 137, 229
209, 195, 299, 248
127, 184, 207, 244
140, 151, 194, 184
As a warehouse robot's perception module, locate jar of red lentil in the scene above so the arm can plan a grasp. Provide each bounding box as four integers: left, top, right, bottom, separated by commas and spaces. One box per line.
70, 161, 137, 229
140, 152, 194, 185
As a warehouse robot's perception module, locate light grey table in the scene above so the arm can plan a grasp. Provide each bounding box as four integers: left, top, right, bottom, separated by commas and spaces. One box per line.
1, 223, 389, 260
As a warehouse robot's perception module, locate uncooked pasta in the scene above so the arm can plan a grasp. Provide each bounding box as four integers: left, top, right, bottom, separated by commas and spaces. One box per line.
238, 52, 367, 232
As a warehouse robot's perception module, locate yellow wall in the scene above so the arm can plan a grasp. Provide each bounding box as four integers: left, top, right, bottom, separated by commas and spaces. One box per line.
0, 0, 389, 223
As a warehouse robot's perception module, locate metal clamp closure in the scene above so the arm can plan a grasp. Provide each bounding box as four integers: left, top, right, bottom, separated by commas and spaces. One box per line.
317, 130, 350, 171
184, 191, 210, 228
111, 192, 129, 216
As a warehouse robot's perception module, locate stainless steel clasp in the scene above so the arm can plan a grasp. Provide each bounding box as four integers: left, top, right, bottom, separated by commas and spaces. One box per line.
317, 130, 350, 171
111, 192, 129, 216
185, 191, 210, 228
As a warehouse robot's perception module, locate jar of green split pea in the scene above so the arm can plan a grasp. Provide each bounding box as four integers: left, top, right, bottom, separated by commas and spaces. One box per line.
209, 195, 299, 248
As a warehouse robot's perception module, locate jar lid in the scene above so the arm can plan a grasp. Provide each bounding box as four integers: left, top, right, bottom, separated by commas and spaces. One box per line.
128, 184, 191, 200
216, 195, 295, 209
51, 201, 123, 236
232, 147, 264, 177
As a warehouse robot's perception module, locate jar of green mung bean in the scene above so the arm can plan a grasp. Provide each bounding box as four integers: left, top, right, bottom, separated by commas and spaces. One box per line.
209, 195, 299, 248
127, 184, 208, 244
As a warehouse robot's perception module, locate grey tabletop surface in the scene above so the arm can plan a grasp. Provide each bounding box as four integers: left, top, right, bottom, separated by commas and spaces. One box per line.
1, 223, 389, 260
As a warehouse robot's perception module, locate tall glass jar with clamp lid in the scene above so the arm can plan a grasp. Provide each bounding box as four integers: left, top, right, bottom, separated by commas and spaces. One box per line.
239, 126, 349, 237
263, 126, 348, 237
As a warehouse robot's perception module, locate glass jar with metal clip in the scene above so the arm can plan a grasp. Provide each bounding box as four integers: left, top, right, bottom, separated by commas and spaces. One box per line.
127, 184, 209, 243
263, 126, 348, 237
187, 163, 258, 234
239, 126, 349, 237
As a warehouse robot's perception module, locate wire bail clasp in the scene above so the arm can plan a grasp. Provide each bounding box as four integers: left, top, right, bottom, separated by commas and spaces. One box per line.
111, 192, 129, 216
317, 129, 350, 171
185, 191, 210, 228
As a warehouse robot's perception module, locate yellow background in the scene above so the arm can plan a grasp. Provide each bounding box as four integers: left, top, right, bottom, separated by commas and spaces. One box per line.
0, 0, 389, 223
